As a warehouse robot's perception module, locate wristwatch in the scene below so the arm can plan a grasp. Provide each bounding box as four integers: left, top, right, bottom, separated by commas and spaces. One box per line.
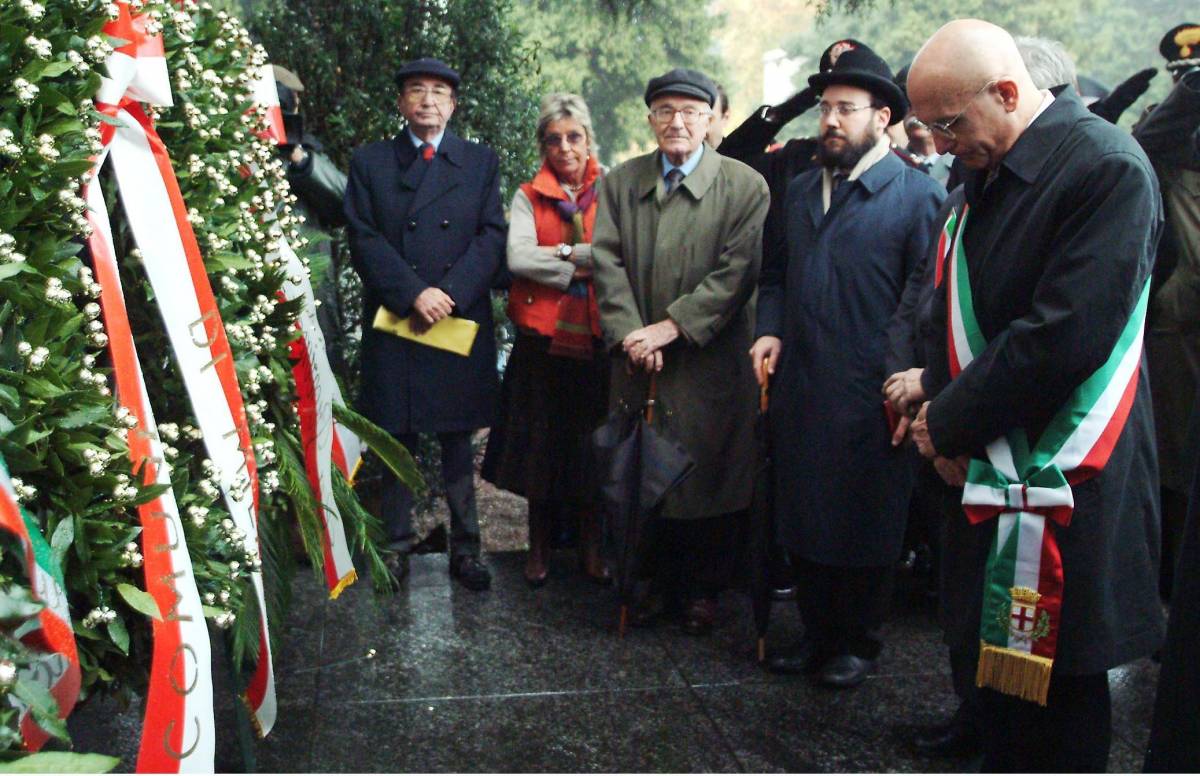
556, 243, 574, 259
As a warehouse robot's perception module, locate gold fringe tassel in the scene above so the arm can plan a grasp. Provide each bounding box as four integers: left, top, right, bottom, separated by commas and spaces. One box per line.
347, 457, 364, 487
240, 692, 266, 738
976, 642, 1053, 706
328, 568, 358, 600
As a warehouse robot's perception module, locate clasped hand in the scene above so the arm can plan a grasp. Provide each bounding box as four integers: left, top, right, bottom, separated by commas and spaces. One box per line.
622, 319, 680, 373
411, 286, 455, 333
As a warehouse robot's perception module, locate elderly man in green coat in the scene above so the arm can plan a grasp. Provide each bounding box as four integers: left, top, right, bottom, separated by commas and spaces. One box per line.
592, 68, 770, 635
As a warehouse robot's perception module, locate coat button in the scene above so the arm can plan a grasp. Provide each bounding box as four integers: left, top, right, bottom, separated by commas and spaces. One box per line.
410, 262, 418, 269
525, 295, 534, 304
407, 219, 417, 231
440, 220, 450, 229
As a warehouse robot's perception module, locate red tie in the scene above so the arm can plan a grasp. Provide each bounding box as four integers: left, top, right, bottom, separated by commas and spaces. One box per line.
421, 142, 435, 161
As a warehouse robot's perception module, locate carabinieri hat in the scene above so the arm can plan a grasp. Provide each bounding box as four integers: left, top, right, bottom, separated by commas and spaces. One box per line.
808, 42, 907, 125
643, 68, 718, 108
1160, 23, 1200, 71
394, 57, 461, 90
818, 39, 867, 74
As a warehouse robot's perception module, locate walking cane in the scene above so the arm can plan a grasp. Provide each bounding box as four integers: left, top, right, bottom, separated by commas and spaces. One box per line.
758, 358, 770, 664
619, 373, 658, 638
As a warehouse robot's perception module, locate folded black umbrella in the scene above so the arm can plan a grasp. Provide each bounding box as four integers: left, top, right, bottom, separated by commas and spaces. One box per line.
592, 377, 693, 635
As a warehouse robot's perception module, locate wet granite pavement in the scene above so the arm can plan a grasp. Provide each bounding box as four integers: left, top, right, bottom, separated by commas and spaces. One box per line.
72, 542, 1160, 772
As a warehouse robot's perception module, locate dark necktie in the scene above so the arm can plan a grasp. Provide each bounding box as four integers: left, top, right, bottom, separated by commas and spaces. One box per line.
665, 167, 684, 195
421, 142, 435, 162
830, 171, 851, 208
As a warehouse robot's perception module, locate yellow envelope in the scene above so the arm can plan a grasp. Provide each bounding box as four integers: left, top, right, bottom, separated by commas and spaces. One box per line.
371, 307, 479, 357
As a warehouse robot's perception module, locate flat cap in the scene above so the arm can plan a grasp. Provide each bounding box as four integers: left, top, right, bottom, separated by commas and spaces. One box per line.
394, 57, 460, 90
644, 68, 718, 108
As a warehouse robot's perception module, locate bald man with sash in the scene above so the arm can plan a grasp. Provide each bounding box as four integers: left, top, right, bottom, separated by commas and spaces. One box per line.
904, 19, 1165, 772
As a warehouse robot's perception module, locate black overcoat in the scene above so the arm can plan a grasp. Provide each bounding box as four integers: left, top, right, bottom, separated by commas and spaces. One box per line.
920, 88, 1166, 674
343, 130, 505, 434
757, 151, 944, 566
718, 112, 819, 268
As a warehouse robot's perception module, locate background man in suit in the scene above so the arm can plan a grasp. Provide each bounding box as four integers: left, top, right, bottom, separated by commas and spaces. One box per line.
344, 57, 506, 590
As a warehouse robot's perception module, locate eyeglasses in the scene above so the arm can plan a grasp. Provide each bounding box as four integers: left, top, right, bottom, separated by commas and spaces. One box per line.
649, 106, 713, 125
911, 80, 997, 141
543, 131, 587, 147
404, 84, 454, 103
817, 102, 876, 118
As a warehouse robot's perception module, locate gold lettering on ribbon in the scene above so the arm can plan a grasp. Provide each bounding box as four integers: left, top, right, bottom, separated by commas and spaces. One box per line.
188, 309, 228, 373
168, 642, 199, 695
150, 509, 181, 554
159, 569, 193, 623
162, 716, 202, 760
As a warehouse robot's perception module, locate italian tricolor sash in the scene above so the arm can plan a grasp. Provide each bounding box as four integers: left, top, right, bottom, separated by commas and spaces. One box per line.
0, 453, 81, 751
946, 205, 1149, 705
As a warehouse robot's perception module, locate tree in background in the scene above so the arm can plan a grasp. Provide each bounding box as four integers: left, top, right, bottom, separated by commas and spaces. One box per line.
247, 0, 540, 190
511, 0, 724, 164
784, 0, 1193, 137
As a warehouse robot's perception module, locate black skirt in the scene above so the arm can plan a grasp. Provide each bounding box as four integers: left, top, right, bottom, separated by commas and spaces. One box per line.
482, 332, 609, 503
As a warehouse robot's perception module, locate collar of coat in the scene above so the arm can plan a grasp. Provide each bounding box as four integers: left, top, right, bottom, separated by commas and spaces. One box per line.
530, 154, 601, 201
971, 85, 1083, 193
638, 145, 721, 201
392, 127, 466, 168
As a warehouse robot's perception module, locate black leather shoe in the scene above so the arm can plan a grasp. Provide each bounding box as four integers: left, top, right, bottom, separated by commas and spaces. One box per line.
817, 654, 875, 688
911, 719, 981, 758
629, 590, 665, 628
770, 585, 797, 601
384, 551, 410, 584
681, 598, 716, 636
766, 640, 829, 675
450, 554, 491, 591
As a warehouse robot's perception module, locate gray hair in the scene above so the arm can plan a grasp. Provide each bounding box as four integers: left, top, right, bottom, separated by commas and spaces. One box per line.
1015, 36, 1079, 92
536, 92, 597, 156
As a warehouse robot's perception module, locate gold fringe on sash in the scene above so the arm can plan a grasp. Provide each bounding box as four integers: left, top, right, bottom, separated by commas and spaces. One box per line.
976, 642, 1053, 706
328, 568, 358, 600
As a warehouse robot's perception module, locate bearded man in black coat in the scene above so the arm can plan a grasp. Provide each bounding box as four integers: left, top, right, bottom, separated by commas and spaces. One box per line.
905, 20, 1165, 772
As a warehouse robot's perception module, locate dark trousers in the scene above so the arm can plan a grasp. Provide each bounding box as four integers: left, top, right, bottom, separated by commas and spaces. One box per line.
380, 430, 480, 558
639, 513, 740, 600
949, 641, 982, 730
791, 556, 891, 660
980, 671, 1111, 772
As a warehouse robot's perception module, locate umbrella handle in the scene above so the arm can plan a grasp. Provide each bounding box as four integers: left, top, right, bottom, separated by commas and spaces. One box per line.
645, 373, 658, 423
759, 357, 770, 413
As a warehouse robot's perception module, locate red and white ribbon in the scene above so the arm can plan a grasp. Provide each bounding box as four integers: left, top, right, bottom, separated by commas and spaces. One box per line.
249, 65, 287, 145
0, 456, 81, 752
279, 240, 361, 597
94, 0, 275, 737
86, 169, 215, 771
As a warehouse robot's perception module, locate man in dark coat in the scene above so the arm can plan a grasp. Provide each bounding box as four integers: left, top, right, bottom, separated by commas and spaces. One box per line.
343, 57, 505, 590
276, 66, 351, 377
751, 42, 945, 688
907, 20, 1165, 771
1132, 32, 1200, 599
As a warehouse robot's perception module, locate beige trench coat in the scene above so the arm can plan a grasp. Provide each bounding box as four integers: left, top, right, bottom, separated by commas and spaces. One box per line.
592, 146, 769, 520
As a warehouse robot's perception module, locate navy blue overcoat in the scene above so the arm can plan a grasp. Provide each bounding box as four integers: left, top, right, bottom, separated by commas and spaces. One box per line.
344, 130, 506, 434
756, 152, 944, 566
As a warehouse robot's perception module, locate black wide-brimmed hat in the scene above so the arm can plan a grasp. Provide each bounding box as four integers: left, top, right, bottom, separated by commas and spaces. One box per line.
808, 42, 907, 125
643, 68, 718, 108
394, 57, 460, 90
1160, 23, 1200, 69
